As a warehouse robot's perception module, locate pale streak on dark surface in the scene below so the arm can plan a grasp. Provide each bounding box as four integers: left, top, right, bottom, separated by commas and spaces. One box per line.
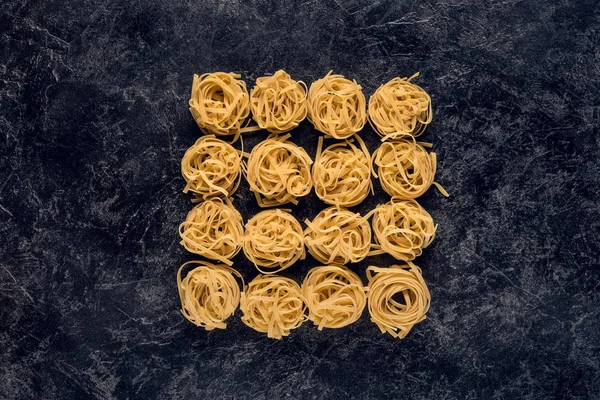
1, 0, 599, 398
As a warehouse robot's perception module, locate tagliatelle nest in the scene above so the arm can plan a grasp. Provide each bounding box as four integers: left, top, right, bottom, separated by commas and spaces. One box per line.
250, 70, 308, 134
178, 198, 244, 266
242, 209, 305, 274
177, 261, 243, 331
372, 138, 448, 199
245, 134, 313, 207
369, 198, 436, 261
307, 71, 367, 139
240, 275, 306, 339
368, 73, 432, 140
304, 206, 372, 265
302, 265, 366, 330
312, 135, 372, 208
181, 135, 242, 200
366, 262, 431, 339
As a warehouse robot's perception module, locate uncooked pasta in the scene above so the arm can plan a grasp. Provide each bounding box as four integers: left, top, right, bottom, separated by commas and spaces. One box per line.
177, 260, 243, 330
312, 135, 372, 207
250, 70, 308, 134
178, 198, 244, 266
370, 198, 436, 261
245, 134, 313, 207
368, 73, 432, 140
181, 135, 242, 200
372, 138, 448, 199
307, 71, 367, 139
366, 262, 431, 339
239, 275, 306, 339
304, 206, 372, 265
242, 209, 305, 274
189, 72, 259, 140
302, 265, 366, 330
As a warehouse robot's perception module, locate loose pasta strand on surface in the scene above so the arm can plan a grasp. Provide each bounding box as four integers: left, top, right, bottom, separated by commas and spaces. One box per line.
177, 260, 244, 330
242, 208, 305, 274
372, 137, 448, 199
240, 275, 306, 339
245, 134, 313, 207
302, 265, 366, 330
304, 206, 372, 265
307, 71, 367, 139
181, 135, 243, 200
369, 198, 436, 261
250, 70, 308, 134
368, 73, 432, 140
366, 262, 431, 339
312, 134, 372, 208
178, 197, 244, 266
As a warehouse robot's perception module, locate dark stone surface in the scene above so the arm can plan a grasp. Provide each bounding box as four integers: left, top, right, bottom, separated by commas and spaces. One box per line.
1, 0, 599, 398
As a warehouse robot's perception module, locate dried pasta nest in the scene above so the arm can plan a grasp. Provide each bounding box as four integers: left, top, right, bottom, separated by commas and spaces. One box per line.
302, 265, 366, 330
181, 135, 242, 200
366, 262, 430, 339
370, 198, 436, 261
312, 135, 372, 207
368, 73, 432, 140
245, 134, 313, 207
242, 209, 305, 274
250, 70, 308, 134
240, 275, 306, 339
177, 261, 243, 330
372, 138, 448, 199
304, 206, 372, 265
189, 72, 254, 140
178, 198, 244, 265
307, 71, 367, 139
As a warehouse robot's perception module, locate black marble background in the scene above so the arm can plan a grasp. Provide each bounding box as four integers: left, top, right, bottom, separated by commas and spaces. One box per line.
1, 0, 599, 398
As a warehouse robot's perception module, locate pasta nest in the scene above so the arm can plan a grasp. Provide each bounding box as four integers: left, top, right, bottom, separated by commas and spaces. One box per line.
178, 198, 244, 266
240, 275, 306, 339
188, 72, 251, 140
307, 71, 367, 139
368, 73, 432, 140
304, 206, 372, 265
242, 209, 305, 274
302, 265, 366, 330
181, 135, 242, 200
177, 261, 243, 330
370, 198, 436, 261
246, 134, 313, 207
250, 70, 308, 134
312, 135, 372, 207
372, 138, 448, 199
366, 262, 430, 339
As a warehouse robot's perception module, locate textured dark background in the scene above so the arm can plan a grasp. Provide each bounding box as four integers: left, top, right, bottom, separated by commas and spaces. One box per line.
1, 0, 599, 398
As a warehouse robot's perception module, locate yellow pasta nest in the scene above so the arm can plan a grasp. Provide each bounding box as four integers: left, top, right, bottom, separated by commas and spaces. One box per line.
181, 135, 242, 200
189, 72, 254, 140
240, 275, 306, 339
372, 138, 448, 199
368, 73, 432, 140
370, 198, 436, 261
242, 209, 305, 274
302, 265, 366, 330
177, 261, 243, 330
304, 206, 372, 264
246, 134, 313, 207
307, 71, 367, 139
250, 70, 308, 134
178, 198, 244, 266
312, 135, 372, 207
366, 262, 431, 338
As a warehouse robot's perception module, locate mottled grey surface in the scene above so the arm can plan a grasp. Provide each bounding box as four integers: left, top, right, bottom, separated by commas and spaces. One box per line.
1, 0, 599, 398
